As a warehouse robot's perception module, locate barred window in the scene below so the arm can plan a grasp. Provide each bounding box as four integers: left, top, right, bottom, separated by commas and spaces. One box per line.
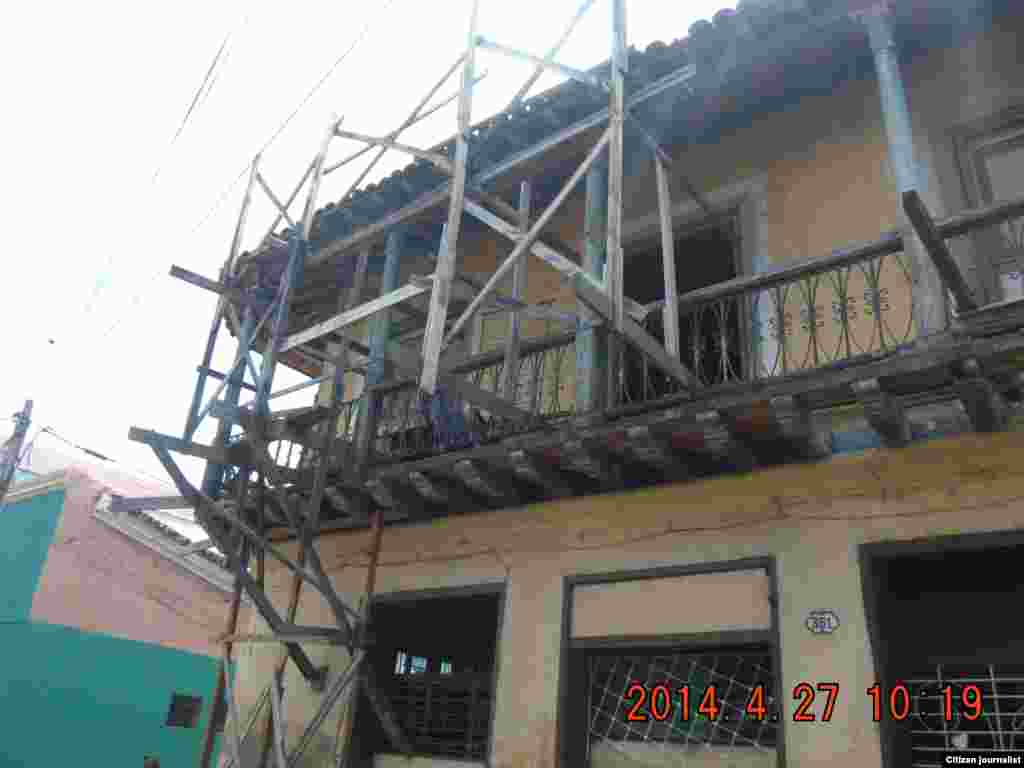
587, 651, 779, 752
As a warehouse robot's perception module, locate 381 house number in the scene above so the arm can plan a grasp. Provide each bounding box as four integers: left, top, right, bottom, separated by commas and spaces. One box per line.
806, 610, 840, 635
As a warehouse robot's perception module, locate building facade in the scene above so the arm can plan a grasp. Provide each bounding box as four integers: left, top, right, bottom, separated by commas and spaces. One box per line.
0, 465, 237, 767
170, 0, 1024, 767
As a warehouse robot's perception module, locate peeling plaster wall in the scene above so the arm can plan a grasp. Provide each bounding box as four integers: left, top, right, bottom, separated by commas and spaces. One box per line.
235, 424, 1024, 768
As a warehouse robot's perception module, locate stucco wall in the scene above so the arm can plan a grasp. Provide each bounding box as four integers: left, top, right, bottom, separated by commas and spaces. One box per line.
235, 423, 1024, 768
0, 483, 65, 621
903, 11, 1024, 303
2, 621, 220, 768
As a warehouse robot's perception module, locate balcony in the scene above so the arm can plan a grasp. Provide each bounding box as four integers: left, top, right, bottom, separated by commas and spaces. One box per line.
248, 194, 1024, 528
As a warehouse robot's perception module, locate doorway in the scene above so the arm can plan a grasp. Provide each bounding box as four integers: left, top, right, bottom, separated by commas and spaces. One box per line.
621, 217, 743, 402
861, 535, 1024, 766
347, 587, 504, 767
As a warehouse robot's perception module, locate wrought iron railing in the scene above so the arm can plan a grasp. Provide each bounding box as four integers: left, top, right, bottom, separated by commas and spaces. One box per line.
353, 197, 1024, 465
619, 241, 918, 404
372, 333, 577, 461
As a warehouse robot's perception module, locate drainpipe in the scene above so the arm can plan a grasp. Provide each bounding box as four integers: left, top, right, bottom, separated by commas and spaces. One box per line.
860, 3, 949, 338
575, 153, 609, 418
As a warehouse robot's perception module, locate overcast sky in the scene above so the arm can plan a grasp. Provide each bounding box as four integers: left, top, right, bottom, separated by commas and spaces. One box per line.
2, 0, 728, 491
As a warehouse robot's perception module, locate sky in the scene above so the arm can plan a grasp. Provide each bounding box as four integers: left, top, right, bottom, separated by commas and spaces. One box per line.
1, 0, 728, 494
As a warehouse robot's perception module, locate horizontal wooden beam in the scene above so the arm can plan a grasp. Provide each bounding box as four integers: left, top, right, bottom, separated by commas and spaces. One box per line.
476, 36, 607, 90
198, 366, 258, 394
128, 427, 250, 465
283, 281, 431, 352
574, 273, 699, 391
170, 265, 257, 308
334, 127, 454, 174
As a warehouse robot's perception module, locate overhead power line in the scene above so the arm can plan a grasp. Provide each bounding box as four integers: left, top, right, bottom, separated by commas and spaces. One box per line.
92, 0, 402, 351
189, 0, 401, 237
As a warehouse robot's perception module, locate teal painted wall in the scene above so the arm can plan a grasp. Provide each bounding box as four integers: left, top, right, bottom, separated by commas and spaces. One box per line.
0, 621, 222, 768
0, 487, 64, 620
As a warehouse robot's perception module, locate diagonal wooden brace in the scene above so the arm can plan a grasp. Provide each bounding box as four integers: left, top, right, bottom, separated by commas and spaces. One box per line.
573, 273, 700, 391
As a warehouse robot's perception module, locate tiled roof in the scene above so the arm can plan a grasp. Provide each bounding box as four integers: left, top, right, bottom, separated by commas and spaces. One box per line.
245, 0, 872, 269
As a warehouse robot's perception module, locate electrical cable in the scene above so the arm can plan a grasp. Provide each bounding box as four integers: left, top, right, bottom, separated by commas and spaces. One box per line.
92, 0, 401, 350
67, 7, 248, 348
187, 0, 401, 239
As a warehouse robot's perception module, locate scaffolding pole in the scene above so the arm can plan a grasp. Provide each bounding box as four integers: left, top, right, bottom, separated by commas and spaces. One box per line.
0, 399, 32, 504
131, 4, 719, 766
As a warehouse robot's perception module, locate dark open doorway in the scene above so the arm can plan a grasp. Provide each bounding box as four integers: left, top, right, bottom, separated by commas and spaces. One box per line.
861, 535, 1024, 766
348, 587, 504, 767
622, 217, 743, 402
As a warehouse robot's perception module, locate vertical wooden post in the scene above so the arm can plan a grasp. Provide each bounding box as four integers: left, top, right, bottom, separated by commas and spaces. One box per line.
655, 157, 680, 357
198, 584, 243, 768
358, 229, 406, 476
420, 0, 481, 395
607, 0, 627, 332
501, 181, 532, 401
186, 156, 261, 440
576, 155, 608, 416
603, 0, 628, 410
332, 507, 386, 766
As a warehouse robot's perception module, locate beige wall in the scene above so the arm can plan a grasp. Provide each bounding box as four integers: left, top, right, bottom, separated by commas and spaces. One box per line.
235, 420, 1024, 768
904, 13, 1024, 302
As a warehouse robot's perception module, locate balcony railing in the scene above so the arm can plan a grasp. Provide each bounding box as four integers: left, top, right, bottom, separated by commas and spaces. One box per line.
327, 196, 1024, 467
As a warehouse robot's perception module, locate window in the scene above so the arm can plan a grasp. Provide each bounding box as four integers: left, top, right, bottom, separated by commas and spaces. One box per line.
394, 651, 431, 676
587, 650, 779, 751
165, 693, 203, 729
354, 592, 501, 764
622, 218, 743, 397
955, 109, 1024, 302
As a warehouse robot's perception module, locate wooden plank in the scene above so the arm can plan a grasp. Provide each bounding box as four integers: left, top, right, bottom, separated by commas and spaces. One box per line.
501, 181, 531, 400
280, 63, 698, 274
334, 127, 454, 174
574, 273, 699, 391
382, 319, 533, 421
129, 427, 249, 465
476, 36, 607, 90
199, 366, 259, 394
607, 0, 627, 332
325, 54, 466, 177
255, 172, 297, 229
902, 190, 978, 313
170, 265, 257, 308
655, 157, 681, 357
445, 128, 612, 346
462, 198, 647, 320
283, 281, 430, 352
504, 0, 598, 108
420, 0, 481, 395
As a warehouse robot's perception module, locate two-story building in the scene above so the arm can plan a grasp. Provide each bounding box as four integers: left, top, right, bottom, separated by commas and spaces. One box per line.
150, 0, 1024, 766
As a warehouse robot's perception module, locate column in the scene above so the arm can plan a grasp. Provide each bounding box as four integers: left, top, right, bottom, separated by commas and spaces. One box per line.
862, 4, 949, 338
